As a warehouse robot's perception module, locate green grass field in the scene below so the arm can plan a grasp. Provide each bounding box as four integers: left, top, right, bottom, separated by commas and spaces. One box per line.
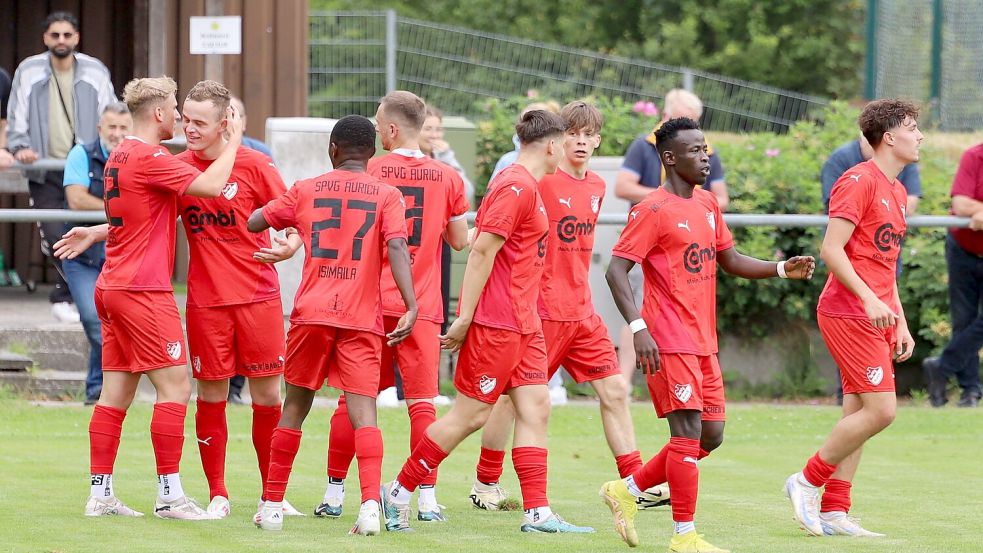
1, 398, 981, 553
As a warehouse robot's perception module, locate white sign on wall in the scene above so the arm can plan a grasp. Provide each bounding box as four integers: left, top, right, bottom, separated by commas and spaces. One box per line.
189, 16, 242, 55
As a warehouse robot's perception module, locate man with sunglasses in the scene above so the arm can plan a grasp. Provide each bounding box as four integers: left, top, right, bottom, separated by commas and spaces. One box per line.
6, 11, 116, 321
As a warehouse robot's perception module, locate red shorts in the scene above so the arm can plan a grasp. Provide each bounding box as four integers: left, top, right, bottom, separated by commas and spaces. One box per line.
646, 353, 726, 421
454, 323, 548, 404
543, 314, 620, 383
818, 313, 896, 394
186, 298, 286, 381
283, 324, 383, 397
96, 288, 187, 372
378, 317, 440, 399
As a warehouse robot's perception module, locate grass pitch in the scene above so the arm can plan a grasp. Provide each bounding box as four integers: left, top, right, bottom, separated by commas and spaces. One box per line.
1, 398, 980, 553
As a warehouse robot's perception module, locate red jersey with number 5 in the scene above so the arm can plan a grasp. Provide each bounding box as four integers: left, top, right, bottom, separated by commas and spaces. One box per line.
261, 169, 408, 334
97, 137, 201, 291
368, 153, 469, 323
470, 164, 549, 334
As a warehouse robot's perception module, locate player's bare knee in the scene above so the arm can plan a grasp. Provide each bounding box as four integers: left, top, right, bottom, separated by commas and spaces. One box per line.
867, 404, 896, 430
247, 377, 281, 406
700, 433, 724, 453
595, 375, 629, 409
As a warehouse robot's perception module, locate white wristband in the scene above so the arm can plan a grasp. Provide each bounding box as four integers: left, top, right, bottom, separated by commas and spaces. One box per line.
629, 318, 648, 334
777, 260, 788, 279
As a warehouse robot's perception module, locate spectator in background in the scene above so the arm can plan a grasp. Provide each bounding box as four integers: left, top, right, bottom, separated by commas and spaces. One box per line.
923, 144, 983, 408
61, 102, 131, 404
489, 100, 561, 182
1, 67, 14, 167
613, 89, 728, 386
230, 96, 273, 158
421, 105, 474, 204
823, 133, 921, 214
6, 12, 116, 321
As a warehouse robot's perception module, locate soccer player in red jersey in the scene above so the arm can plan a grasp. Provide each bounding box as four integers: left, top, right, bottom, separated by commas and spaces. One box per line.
248, 115, 418, 535
467, 101, 648, 512
317, 91, 469, 522
600, 117, 815, 553
379, 109, 594, 534
54, 76, 244, 520
175, 80, 302, 519
785, 100, 919, 538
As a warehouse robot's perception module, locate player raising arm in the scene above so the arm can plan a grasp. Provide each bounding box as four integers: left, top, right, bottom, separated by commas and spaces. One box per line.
601, 117, 814, 553
248, 115, 417, 535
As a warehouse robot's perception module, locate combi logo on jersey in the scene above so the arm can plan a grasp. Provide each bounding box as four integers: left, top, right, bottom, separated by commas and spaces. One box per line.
557, 215, 596, 243
866, 366, 884, 386
222, 181, 238, 200
165, 341, 182, 361
874, 223, 905, 253
184, 205, 237, 234
674, 384, 693, 403
478, 375, 497, 395
683, 242, 716, 274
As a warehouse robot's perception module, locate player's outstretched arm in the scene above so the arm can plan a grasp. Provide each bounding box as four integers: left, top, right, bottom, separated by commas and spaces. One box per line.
246, 208, 271, 233
386, 237, 419, 346
822, 217, 898, 328
444, 218, 469, 251
716, 247, 816, 280
52, 224, 109, 259
253, 228, 303, 264
439, 231, 504, 352
606, 255, 660, 374
185, 106, 245, 198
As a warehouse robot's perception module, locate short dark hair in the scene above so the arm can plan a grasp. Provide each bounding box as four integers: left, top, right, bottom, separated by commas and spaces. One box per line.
655, 117, 701, 157
43, 12, 79, 33
331, 115, 377, 152
859, 99, 920, 148
515, 109, 566, 145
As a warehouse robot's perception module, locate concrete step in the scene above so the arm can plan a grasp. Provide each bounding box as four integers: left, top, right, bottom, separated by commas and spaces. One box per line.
0, 369, 85, 400
0, 326, 89, 373
1, 350, 33, 371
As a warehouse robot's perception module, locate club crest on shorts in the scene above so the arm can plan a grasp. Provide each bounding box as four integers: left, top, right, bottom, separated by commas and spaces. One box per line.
165, 341, 182, 361
590, 195, 601, 214
866, 366, 884, 386
192, 355, 201, 373
478, 375, 497, 395
705, 211, 715, 231
221, 181, 238, 200
674, 383, 693, 403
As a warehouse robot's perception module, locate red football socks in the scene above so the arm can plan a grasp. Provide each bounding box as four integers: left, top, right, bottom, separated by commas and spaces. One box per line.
512, 446, 549, 510
666, 437, 700, 523
150, 402, 187, 475
821, 478, 852, 513
802, 451, 838, 488
632, 443, 669, 490
89, 405, 126, 474
354, 426, 384, 503
251, 403, 281, 490
408, 402, 438, 486
476, 446, 507, 484
264, 427, 302, 502
327, 395, 356, 479
615, 450, 643, 478
195, 399, 229, 499
396, 433, 448, 492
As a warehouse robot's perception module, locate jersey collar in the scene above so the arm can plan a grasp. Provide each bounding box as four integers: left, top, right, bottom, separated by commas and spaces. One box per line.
392, 148, 425, 158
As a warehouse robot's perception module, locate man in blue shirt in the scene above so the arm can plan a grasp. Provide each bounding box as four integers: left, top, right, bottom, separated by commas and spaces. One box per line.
821, 133, 921, 214
61, 102, 131, 403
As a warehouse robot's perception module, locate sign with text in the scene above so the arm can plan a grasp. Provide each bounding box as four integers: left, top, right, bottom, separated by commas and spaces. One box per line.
189, 16, 242, 55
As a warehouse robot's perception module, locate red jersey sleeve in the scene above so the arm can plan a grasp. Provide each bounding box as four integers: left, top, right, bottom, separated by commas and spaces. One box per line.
713, 201, 734, 251
828, 172, 874, 225
262, 184, 301, 230
951, 148, 983, 199
479, 186, 525, 239
381, 186, 409, 242
612, 204, 660, 263
447, 172, 470, 220
255, 158, 288, 206
143, 150, 200, 194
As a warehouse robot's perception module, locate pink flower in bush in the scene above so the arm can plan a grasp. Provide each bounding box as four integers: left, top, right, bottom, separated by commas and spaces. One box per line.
526, 89, 539, 98
643, 102, 659, 117
765, 148, 781, 158
633, 100, 646, 113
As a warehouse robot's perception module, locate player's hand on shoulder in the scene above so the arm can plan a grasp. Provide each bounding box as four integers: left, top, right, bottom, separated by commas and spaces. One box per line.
633, 330, 660, 375
53, 226, 94, 259
387, 308, 418, 347
439, 316, 471, 352
225, 105, 245, 144
895, 323, 915, 362
784, 256, 816, 280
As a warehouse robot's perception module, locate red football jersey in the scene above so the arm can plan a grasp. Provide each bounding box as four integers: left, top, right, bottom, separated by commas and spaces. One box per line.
368, 152, 469, 322
177, 147, 286, 308
818, 160, 907, 319
536, 168, 605, 321
612, 187, 734, 355
261, 169, 407, 334
470, 164, 549, 334
97, 137, 201, 291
